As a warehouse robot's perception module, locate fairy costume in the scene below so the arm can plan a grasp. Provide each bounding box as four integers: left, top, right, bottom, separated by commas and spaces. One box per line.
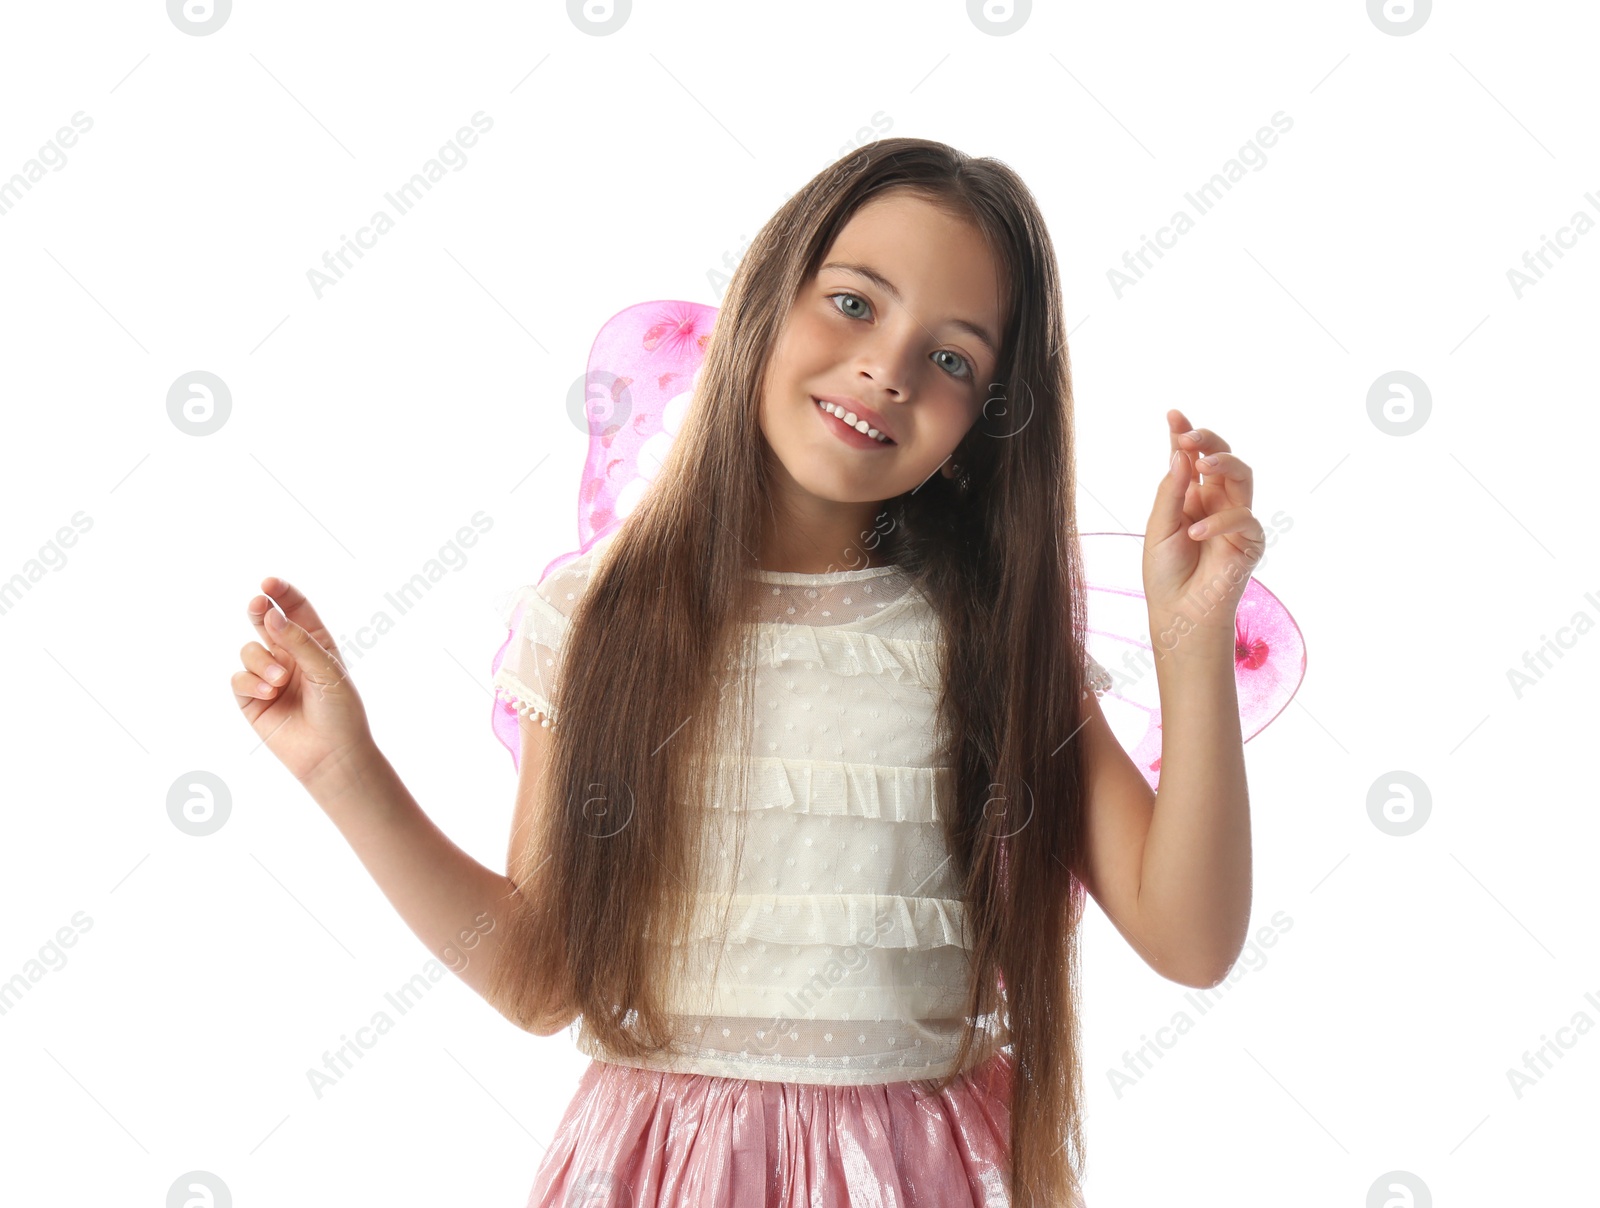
488, 302, 1302, 1206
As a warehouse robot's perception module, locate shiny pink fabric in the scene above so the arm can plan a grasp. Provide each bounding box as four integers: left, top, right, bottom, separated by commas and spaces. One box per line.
525, 1050, 1020, 1207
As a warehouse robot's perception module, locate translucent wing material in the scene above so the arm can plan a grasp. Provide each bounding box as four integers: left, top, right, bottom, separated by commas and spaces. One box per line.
489, 301, 715, 768
1081, 532, 1305, 790
575, 299, 718, 548
489, 300, 1304, 777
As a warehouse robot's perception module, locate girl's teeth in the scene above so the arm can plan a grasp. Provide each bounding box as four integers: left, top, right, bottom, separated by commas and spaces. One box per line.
817, 399, 892, 443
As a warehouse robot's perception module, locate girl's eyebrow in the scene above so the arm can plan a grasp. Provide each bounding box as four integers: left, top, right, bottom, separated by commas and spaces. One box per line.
821, 260, 997, 359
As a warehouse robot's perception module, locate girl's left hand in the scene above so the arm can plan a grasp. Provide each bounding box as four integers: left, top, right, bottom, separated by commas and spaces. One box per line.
1141, 408, 1266, 650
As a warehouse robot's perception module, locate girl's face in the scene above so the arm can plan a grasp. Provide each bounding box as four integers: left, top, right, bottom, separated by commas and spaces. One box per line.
760, 191, 1006, 514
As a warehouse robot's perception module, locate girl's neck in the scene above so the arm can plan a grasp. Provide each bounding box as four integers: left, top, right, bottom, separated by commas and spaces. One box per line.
756, 507, 891, 575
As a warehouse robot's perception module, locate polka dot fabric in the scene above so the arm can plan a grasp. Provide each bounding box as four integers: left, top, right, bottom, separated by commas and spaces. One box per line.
493, 531, 1112, 1086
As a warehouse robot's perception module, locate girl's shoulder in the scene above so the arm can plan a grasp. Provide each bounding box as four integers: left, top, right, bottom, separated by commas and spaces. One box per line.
520, 530, 622, 619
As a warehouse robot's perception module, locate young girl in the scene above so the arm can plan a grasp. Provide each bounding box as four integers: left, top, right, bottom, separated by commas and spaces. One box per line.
233, 138, 1261, 1207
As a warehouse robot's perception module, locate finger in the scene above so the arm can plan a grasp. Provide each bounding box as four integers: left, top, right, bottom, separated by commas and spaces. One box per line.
1178, 426, 1232, 457
247, 592, 280, 651
1187, 506, 1262, 543
1173, 419, 1234, 506
251, 578, 337, 654
232, 667, 279, 704
1178, 428, 1237, 515
1166, 409, 1192, 459
261, 603, 346, 686
1193, 451, 1254, 510
1149, 445, 1196, 542
239, 641, 290, 687
1167, 412, 1208, 515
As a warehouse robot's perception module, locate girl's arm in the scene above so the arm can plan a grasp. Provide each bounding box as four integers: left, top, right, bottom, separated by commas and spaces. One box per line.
1072, 637, 1251, 989
234, 581, 569, 1035
1136, 632, 1252, 983
304, 741, 573, 1035
1072, 414, 1259, 988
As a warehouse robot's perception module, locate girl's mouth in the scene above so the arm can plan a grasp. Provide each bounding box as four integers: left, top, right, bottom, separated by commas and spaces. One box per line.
812, 397, 896, 448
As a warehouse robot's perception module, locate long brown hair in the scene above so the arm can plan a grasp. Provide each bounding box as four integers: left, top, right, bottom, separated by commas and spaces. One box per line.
488, 137, 1094, 1205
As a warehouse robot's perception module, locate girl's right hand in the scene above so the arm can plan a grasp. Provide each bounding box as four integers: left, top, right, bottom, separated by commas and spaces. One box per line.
233, 577, 375, 791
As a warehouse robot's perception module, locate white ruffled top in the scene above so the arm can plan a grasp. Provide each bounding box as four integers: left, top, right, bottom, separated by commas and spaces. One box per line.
492, 531, 1112, 1085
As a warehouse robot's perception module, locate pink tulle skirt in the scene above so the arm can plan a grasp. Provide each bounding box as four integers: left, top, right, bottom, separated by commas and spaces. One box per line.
525, 1049, 1017, 1207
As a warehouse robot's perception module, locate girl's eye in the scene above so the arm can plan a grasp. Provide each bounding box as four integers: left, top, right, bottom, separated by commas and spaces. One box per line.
828, 291, 871, 320
825, 291, 974, 381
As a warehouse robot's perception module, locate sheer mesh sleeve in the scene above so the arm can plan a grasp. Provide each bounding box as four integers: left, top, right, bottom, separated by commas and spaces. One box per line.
492, 555, 594, 730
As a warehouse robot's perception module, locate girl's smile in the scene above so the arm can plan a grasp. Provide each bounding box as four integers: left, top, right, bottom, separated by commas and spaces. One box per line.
811, 395, 898, 447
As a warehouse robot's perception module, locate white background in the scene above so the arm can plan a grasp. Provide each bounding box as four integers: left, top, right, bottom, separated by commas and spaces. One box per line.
2, 1, 1595, 1204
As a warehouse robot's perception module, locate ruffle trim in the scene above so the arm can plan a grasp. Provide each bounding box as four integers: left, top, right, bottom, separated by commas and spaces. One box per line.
670, 892, 970, 951
493, 671, 556, 728
495, 595, 1106, 723
1086, 657, 1113, 697
739, 624, 942, 688
502, 575, 1101, 694
498, 583, 569, 650
501, 579, 933, 656
703, 755, 949, 823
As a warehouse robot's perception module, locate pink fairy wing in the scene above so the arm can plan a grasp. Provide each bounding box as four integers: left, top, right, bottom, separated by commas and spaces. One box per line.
579, 299, 717, 547
490, 300, 718, 769
1080, 531, 1306, 791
